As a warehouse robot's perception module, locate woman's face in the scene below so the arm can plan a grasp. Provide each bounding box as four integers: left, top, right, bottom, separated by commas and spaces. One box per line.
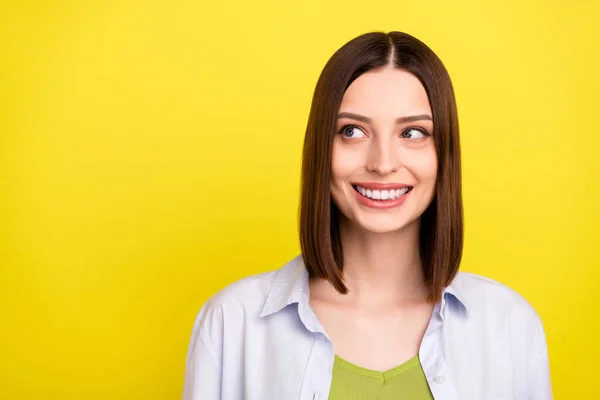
330, 67, 437, 234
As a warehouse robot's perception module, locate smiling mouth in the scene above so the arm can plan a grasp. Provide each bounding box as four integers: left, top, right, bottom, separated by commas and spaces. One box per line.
352, 184, 413, 201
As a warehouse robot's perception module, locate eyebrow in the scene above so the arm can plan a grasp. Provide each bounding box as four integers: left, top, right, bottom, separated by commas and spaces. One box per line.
337, 112, 433, 124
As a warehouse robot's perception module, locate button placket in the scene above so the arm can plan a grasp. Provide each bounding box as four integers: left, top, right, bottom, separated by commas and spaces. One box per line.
300, 333, 333, 400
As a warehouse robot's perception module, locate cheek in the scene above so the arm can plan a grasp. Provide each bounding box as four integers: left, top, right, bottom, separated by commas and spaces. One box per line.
330, 142, 358, 186
408, 147, 438, 184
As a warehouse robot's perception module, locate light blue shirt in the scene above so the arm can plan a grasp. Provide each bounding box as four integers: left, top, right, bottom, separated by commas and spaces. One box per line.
183, 255, 552, 399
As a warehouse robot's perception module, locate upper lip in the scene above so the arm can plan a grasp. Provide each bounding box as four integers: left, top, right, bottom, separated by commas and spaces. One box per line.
353, 182, 413, 190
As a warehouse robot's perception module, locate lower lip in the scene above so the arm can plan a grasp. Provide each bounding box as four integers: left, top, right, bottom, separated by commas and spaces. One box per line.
353, 187, 412, 209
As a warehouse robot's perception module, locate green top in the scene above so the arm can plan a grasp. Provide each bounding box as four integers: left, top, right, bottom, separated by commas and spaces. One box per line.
328, 354, 434, 399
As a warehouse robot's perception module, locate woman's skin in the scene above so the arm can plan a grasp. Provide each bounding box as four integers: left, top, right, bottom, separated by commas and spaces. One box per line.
309, 66, 439, 372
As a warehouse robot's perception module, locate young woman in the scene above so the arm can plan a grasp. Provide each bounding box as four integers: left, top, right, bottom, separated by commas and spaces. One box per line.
183, 31, 552, 400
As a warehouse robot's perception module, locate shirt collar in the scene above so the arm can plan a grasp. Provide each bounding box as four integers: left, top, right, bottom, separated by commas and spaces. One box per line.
260, 255, 328, 335
261, 254, 472, 321
442, 274, 472, 319
260, 254, 307, 318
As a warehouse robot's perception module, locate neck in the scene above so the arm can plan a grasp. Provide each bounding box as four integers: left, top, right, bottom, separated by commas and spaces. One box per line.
336, 216, 429, 305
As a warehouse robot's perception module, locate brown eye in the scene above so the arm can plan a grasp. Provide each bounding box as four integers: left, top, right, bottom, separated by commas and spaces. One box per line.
401, 128, 428, 139
340, 125, 366, 139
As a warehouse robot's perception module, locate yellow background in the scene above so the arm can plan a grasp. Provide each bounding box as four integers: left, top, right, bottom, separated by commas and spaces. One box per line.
1, 0, 598, 398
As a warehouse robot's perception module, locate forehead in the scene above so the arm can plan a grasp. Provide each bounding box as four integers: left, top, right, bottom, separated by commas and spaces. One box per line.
339, 67, 432, 118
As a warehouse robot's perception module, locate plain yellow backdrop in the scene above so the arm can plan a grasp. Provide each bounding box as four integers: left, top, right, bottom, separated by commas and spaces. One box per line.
1, 0, 598, 398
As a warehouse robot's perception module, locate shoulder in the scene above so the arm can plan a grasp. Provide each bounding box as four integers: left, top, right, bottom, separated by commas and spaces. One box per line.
185, 265, 281, 363
194, 267, 279, 329
451, 271, 543, 330
206, 268, 279, 310
448, 272, 550, 382
185, 255, 306, 367
189, 255, 302, 337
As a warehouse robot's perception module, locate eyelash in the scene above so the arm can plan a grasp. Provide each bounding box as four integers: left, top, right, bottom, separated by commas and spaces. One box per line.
337, 124, 431, 138
402, 126, 431, 138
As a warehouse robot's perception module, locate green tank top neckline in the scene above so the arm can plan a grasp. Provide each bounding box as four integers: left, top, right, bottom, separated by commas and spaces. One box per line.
328, 353, 434, 399
333, 354, 420, 382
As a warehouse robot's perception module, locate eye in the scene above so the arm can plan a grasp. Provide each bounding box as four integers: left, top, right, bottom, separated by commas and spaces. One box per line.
339, 125, 366, 139
401, 127, 429, 139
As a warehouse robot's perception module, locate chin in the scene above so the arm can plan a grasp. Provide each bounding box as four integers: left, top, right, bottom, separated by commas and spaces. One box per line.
352, 214, 418, 234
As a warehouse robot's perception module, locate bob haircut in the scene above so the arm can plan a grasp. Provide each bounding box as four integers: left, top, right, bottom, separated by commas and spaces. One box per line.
299, 31, 463, 303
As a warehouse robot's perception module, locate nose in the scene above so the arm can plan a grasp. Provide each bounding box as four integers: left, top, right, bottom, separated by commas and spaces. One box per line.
366, 138, 399, 175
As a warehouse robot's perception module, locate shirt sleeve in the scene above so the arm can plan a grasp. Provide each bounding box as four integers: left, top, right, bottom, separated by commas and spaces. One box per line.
528, 315, 552, 400
182, 303, 223, 400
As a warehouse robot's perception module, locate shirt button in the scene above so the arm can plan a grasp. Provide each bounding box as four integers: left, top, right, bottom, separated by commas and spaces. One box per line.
435, 375, 446, 384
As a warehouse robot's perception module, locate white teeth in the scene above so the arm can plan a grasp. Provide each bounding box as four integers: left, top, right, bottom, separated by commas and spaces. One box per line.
355, 185, 411, 201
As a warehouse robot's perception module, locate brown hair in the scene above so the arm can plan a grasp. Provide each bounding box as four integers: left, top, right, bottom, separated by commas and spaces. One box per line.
299, 31, 463, 303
